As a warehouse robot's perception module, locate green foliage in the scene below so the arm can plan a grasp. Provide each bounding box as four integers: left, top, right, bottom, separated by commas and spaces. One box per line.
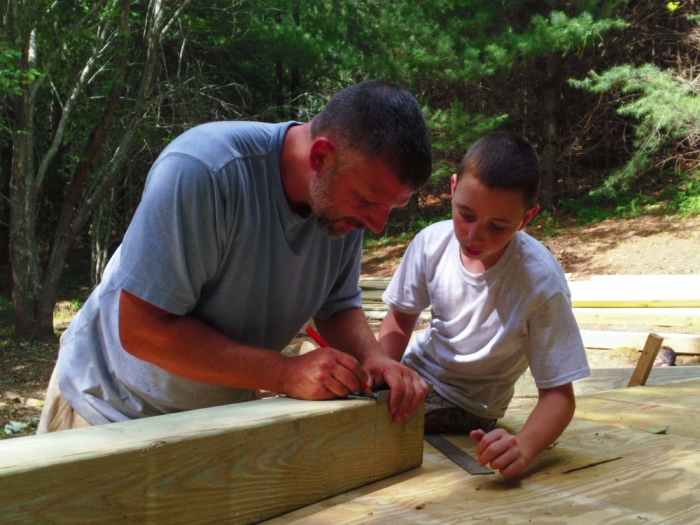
572, 64, 700, 195
4, 418, 39, 435
411, 213, 453, 233
558, 170, 700, 223
426, 104, 508, 180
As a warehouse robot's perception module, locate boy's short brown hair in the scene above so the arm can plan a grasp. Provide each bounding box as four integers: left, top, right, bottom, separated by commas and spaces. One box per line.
457, 132, 540, 208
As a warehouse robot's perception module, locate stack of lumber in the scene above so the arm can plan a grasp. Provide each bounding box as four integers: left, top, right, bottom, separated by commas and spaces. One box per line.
359, 274, 700, 355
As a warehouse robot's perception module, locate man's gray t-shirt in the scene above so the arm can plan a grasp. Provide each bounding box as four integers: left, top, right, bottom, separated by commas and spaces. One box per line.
56, 121, 364, 424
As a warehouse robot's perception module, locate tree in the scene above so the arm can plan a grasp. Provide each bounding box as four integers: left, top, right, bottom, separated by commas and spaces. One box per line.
4, 0, 192, 340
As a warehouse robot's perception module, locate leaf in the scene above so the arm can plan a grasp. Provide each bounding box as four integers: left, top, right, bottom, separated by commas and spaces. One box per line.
4, 418, 39, 435
647, 425, 669, 435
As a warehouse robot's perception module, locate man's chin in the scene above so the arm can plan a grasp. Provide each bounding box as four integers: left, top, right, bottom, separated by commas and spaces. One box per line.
316, 218, 349, 239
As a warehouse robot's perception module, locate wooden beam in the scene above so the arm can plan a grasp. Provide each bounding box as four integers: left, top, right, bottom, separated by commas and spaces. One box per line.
628, 333, 665, 387
567, 280, 700, 308
580, 330, 700, 354
266, 387, 700, 524
573, 307, 700, 327
514, 366, 700, 398
0, 396, 424, 524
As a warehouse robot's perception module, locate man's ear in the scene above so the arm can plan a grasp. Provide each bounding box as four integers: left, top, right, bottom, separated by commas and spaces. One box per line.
308, 137, 335, 173
518, 204, 540, 230
450, 173, 458, 196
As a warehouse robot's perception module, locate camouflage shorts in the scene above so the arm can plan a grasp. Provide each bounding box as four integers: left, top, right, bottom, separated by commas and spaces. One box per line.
424, 390, 496, 434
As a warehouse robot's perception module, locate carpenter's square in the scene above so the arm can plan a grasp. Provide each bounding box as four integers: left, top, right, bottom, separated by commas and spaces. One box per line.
424, 433, 494, 475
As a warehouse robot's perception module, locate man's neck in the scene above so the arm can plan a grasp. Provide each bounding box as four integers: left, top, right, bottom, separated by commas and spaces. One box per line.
279, 123, 313, 216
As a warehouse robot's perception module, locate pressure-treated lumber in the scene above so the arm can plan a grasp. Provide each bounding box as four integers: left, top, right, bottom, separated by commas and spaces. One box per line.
627, 333, 664, 387
574, 379, 700, 438
265, 380, 700, 524
567, 279, 700, 308
580, 330, 700, 353
514, 365, 700, 397
0, 396, 424, 524
573, 307, 700, 326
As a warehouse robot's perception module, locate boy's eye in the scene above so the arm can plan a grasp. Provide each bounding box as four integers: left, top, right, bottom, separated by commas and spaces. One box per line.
460, 212, 476, 222
489, 223, 506, 232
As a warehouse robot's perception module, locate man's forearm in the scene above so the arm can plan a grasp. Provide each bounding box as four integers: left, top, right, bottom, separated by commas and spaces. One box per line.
313, 307, 381, 364
119, 289, 287, 392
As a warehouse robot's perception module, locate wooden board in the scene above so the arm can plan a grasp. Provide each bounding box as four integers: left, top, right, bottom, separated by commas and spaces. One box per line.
573, 307, 700, 327
581, 330, 700, 353
567, 279, 700, 308
575, 379, 700, 439
265, 387, 700, 524
0, 396, 424, 524
514, 366, 700, 397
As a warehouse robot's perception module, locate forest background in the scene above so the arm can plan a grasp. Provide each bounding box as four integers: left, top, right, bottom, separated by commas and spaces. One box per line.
1, 2, 699, 360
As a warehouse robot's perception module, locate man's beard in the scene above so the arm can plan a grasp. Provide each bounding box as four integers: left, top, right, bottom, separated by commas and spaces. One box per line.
310, 166, 366, 239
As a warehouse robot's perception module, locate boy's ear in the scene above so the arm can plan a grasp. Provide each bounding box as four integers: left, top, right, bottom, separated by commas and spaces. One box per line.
518, 204, 540, 230
308, 137, 335, 173
450, 173, 458, 196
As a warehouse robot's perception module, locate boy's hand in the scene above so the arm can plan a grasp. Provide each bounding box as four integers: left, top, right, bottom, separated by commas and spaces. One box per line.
363, 355, 429, 423
470, 428, 531, 477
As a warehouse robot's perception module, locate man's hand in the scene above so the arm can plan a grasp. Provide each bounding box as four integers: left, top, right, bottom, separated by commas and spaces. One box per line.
279, 347, 370, 400
470, 428, 531, 477
363, 355, 429, 423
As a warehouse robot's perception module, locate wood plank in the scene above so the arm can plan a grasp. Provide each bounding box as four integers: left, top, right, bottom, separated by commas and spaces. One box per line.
265, 400, 700, 524
575, 379, 700, 438
581, 330, 700, 353
590, 274, 700, 286
514, 366, 700, 398
0, 396, 424, 524
627, 333, 664, 387
568, 280, 700, 308
573, 307, 700, 326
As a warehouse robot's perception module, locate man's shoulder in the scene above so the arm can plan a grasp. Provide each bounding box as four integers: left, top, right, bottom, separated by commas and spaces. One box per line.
159, 121, 296, 171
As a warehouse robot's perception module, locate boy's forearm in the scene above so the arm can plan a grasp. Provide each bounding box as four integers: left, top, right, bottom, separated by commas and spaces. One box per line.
515, 383, 576, 465
378, 308, 420, 361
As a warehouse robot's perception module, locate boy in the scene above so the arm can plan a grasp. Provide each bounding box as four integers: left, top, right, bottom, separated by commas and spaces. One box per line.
379, 132, 590, 477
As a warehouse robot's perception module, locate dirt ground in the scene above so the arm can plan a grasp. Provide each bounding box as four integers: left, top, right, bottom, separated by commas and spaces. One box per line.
1, 213, 699, 439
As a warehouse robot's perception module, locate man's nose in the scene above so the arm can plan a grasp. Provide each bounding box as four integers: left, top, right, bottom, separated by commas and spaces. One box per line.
364, 208, 391, 234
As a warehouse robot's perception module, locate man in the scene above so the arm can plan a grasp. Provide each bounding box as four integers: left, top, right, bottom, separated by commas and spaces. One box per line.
38, 80, 433, 433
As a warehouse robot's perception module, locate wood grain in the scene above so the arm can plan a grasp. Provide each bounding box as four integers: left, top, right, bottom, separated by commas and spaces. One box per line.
514, 366, 700, 398
581, 330, 700, 353
0, 396, 424, 524
573, 307, 700, 326
627, 333, 664, 387
266, 381, 700, 524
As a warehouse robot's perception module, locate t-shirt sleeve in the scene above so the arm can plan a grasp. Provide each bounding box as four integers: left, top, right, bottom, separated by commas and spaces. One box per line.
526, 291, 591, 389
314, 232, 363, 320
112, 154, 227, 315
382, 233, 431, 314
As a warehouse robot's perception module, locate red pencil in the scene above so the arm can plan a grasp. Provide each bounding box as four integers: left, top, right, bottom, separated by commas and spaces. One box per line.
304, 326, 374, 396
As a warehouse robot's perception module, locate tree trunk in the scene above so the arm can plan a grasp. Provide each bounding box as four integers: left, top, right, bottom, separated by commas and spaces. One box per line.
539, 53, 560, 211
8, 0, 192, 340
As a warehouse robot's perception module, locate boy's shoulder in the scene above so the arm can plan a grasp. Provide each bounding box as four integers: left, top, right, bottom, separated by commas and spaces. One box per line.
511, 231, 569, 289
414, 219, 454, 240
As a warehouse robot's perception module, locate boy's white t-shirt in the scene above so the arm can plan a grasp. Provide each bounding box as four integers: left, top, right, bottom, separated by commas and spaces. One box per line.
382, 221, 590, 419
